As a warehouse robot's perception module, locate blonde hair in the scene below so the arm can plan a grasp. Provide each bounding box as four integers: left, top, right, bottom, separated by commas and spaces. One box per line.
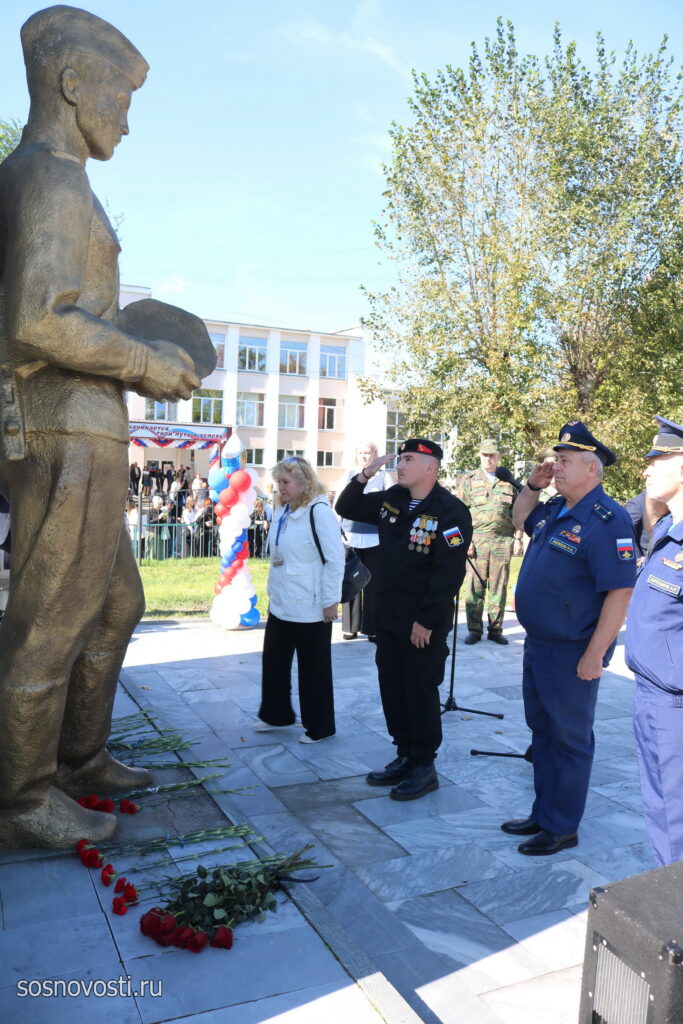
271, 457, 325, 510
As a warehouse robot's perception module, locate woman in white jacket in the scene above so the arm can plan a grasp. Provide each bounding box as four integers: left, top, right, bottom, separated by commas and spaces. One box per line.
256, 457, 345, 742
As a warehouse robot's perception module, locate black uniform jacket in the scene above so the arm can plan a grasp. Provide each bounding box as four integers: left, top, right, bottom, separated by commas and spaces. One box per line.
336, 478, 472, 638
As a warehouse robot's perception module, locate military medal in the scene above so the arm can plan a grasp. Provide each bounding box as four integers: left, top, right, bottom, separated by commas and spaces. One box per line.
662, 557, 683, 571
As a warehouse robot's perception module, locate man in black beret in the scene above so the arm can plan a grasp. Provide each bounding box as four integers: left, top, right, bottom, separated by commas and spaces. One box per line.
336, 438, 472, 799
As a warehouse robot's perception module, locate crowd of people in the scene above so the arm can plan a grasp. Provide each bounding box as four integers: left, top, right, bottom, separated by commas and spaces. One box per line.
126, 463, 270, 560
252, 418, 683, 874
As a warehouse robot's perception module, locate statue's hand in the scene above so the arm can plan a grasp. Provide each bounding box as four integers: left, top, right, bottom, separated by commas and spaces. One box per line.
138, 340, 201, 400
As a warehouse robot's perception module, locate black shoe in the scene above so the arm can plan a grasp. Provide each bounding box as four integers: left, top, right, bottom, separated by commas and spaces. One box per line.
343, 633, 358, 640
366, 635, 377, 644
390, 763, 438, 801
501, 816, 542, 836
366, 755, 412, 787
488, 632, 509, 645
518, 830, 578, 856
464, 632, 482, 645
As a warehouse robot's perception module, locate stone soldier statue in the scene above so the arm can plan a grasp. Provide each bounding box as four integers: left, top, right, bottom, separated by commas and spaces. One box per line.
456, 439, 522, 645
0, 6, 213, 848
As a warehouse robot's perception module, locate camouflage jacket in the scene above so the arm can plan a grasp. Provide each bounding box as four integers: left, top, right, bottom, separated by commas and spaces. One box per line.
456, 467, 517, 538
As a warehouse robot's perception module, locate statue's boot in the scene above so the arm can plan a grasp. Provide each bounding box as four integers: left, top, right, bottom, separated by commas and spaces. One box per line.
0, 677, 118, 849
57, 645, 151, 798
56, 749, 152, 797
0, 786, 116, 849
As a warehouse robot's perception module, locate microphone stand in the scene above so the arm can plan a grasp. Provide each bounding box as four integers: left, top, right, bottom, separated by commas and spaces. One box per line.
441, 555, 504, 719
459, 553, 531, 760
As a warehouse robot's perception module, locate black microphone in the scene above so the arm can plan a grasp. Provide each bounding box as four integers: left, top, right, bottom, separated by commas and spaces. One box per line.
495, 466, 523, 491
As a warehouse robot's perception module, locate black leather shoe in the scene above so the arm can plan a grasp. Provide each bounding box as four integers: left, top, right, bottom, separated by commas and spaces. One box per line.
366, 755, 412, 787
488, 632, 509, 645
518, 830, 578, 856
464, 632, 482, 645
390, 763, 438, 801
501, 816, 542, 836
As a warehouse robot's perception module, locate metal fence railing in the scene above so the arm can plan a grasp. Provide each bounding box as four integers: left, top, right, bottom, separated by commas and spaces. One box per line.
126, 490, 271, 564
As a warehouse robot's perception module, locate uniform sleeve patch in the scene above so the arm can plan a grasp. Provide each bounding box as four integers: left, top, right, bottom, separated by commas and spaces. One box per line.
616, 538, 634, 561
442, 525, 464, 547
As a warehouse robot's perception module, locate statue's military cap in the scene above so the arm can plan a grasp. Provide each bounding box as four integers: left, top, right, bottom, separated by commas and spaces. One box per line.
645, 416, 683, 458
553, 420, 616, 467
399, 438, 443, 460
21, 5, 148, 89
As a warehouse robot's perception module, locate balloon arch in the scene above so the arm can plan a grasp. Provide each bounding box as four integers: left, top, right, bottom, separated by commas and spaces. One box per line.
208, 434, 261, 631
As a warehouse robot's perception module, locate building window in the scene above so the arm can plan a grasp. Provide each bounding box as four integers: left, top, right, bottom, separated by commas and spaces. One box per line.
145, 399, 177, 421
192, 388, 223, 425
386, 409, 408, 455
244, 448, 264, 466
238, 335, 267, 372
316, 451, 338, 467
318, 397, 338, 430
320, 345, 346, 379
208, 332, 225, 369
277, 448, 305, 462
278, 395, 305, 429
279, 340, 307, 375
236, 391, 265, 427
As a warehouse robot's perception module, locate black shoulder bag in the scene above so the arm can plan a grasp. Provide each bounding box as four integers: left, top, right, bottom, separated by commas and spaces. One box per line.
309, 503, 371, 604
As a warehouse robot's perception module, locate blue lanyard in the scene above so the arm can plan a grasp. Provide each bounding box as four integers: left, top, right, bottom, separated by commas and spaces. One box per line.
276, 504, 290, 546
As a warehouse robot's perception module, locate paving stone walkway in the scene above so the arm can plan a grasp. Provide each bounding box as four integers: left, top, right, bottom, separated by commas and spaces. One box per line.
0, 611, 651, 1023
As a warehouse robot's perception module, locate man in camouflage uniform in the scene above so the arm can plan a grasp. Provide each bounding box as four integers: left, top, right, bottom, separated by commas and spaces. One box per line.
457, 440, 522, 645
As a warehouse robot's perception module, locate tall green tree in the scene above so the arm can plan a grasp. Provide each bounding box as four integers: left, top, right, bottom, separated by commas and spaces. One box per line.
0, 119, 21, 162
363, 21, 683, 495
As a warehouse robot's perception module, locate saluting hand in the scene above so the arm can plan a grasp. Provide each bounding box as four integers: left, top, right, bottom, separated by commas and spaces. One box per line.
358, 453, 395, 482
527, 461, 555, 491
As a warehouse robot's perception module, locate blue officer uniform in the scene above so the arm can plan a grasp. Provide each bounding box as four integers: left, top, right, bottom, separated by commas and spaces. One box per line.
515, 423, 637, 835
625, 416, 683, 866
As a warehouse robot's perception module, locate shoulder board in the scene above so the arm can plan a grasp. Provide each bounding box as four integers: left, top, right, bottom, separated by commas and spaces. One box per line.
592, 502, 614, 522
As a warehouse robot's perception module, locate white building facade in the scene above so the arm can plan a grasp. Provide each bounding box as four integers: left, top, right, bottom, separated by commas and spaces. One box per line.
121, 286, 389, 494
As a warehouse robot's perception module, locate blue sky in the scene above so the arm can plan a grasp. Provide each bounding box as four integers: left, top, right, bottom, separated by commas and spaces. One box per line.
2, 0, 682, 333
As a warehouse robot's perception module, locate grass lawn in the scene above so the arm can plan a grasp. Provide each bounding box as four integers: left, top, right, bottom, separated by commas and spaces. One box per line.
140, 557, 269, 619
139, 555, 524, 619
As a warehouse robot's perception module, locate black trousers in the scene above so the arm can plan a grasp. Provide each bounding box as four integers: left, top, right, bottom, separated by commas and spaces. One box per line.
259, 613, 335, 740
375, 628, 448, 763
342, 545, 381, 636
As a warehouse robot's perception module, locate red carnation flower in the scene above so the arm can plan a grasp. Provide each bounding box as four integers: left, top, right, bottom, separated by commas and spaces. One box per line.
83, 848, 104, 867
210, 926, 233, 949
101, 864, 116, 886
139, 908, 164, 938
112, 897, 129, 916
118, 799, 140, 814
186, 930, 209, 953
123, 883, 139, 905
78, 794, 100, 810
76, 839, 89, 855
96, 797, 115, 814
114, 876, 128, 894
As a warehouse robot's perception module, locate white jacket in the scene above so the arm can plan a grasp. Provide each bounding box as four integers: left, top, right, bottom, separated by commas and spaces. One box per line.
267, 497, 345, 623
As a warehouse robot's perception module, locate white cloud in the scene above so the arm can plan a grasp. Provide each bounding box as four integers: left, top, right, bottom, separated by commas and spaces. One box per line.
154, 276, 191, 297
282, 20, 407, 79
